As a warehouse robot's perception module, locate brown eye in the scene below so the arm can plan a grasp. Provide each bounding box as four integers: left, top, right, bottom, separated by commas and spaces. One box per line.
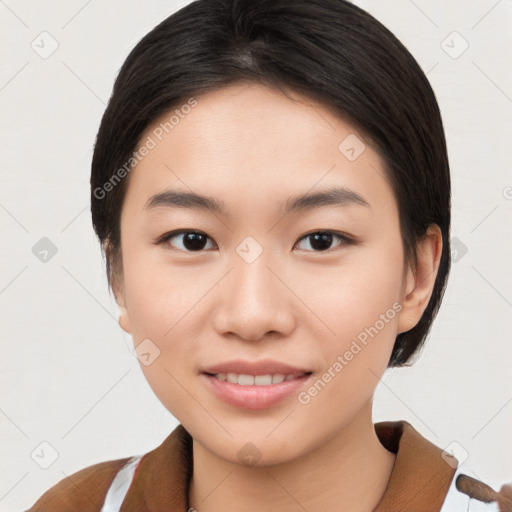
295, 231, 351, 252
159, 230, 216, 252
157, 229, 352, 253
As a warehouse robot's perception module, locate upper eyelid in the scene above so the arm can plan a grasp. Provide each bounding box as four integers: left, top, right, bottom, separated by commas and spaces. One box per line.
158, 229, 352, 250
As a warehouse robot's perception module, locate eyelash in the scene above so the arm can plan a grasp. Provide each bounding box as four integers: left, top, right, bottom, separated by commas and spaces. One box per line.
155, 229, 355, 253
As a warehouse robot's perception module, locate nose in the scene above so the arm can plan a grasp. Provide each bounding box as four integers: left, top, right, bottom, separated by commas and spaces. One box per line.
212, 250, 296, 342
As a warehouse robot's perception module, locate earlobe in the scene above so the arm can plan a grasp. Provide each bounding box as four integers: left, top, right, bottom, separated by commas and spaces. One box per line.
118, 307, 132, 335
105, 241, 132, 334
112, 278, 132, 335
397, 225, 443, 334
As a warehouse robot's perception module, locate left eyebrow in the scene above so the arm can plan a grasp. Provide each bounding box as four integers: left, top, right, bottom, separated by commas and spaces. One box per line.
282, 186, 370, 213
143, 185, 370, 218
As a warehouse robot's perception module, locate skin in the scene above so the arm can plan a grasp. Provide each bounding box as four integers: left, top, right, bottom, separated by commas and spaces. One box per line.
109, 82, 442, 512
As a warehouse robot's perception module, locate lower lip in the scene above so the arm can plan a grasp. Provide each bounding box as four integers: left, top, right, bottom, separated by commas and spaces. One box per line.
201, 373, 312, 410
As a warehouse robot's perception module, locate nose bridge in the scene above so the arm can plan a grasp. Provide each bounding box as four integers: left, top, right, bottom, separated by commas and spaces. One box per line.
234, 244, 274, 304
214, 236, 294, 340
233, 238, 280, 313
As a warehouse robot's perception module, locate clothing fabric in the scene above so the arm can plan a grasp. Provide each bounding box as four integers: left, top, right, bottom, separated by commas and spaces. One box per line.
26, 420, 499, 511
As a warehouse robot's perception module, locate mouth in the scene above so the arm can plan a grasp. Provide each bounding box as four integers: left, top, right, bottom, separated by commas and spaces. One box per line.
204, 372, 312, 385
200, 371, 313, 410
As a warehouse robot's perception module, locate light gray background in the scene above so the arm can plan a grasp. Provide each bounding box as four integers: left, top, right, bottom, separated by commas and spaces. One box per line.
1, 1, 511, 511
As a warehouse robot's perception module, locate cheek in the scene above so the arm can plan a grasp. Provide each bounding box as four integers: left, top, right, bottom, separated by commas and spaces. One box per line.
122, 254, 202, 417
302, 243, 404, 344
119, 245, 201, 382
299, 249, 403, 415
125, 273, 201, 363
122, 229, 404, 344
122, 241, 190, 334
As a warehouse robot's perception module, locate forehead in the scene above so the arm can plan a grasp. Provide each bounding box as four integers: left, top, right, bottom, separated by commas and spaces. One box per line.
121, 82, 396, 222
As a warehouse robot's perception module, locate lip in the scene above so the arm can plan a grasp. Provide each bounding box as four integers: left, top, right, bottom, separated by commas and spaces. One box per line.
201, 372, 313, 410
201, 358, 311, 377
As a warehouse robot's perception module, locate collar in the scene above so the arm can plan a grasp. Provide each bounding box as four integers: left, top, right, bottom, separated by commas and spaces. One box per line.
120, 420, 457, 512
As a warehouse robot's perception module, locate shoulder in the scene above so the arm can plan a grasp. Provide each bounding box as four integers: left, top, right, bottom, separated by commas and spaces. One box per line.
26, 456, 133, 512
376, 420, 511, 510
25, 424, 191, 512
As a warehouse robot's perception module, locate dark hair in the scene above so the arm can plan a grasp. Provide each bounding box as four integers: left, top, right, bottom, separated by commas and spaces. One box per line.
90, 0, 451, 367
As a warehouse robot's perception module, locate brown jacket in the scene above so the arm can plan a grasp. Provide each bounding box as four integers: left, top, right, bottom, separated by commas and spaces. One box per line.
26, 420, 505, 511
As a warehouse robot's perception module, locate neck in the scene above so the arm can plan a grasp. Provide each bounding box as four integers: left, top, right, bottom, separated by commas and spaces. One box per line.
188, 400, 396, 512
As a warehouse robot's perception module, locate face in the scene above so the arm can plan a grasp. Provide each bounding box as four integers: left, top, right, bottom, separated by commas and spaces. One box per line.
111, 82, 433, 465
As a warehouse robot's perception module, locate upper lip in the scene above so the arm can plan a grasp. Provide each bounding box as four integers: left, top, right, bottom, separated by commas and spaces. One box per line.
201, 359, 312, 377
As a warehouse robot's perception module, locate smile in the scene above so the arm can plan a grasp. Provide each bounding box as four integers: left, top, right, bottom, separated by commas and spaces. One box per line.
201, 372, 313, 410
208, 372, 306, 385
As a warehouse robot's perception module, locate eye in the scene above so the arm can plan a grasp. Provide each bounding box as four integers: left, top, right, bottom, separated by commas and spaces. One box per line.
158, 230, 216, 252
294, 230, 352, 252
156, 229, 353, 253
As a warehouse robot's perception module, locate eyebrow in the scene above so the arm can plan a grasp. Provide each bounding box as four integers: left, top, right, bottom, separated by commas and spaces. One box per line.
144, 186, 370, 218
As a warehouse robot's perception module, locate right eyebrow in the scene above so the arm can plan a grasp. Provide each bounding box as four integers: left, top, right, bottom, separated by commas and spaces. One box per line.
144, 190, 229, 216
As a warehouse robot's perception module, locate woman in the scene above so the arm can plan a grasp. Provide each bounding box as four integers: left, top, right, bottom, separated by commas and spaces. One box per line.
27, 0, 510, 510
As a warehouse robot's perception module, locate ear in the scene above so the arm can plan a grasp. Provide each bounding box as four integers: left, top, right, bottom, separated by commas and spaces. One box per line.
104, 241, 132, 334
397, 224, 443, 334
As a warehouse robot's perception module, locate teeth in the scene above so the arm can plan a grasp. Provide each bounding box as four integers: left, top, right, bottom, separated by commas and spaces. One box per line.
214, 373, 301, 385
